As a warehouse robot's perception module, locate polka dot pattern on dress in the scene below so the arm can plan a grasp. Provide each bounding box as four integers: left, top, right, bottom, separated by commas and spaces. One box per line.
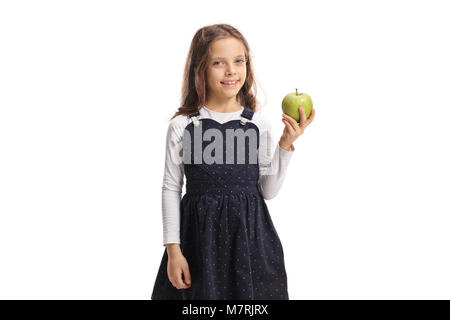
151, 108, 289, 300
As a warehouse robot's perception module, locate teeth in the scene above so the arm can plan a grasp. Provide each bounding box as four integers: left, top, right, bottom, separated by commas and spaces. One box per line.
222, 81, 237, 84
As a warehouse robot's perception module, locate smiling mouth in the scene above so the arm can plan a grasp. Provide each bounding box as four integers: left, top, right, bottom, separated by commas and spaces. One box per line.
220, 80, 239, 86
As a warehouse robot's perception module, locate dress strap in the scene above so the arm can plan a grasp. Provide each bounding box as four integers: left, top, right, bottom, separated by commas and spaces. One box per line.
187, 111, 200, 118
240, 107, 254, 125
188, 111, 201, 127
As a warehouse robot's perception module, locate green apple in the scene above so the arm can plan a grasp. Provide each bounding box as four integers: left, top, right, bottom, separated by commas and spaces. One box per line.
281, 89, 313, 122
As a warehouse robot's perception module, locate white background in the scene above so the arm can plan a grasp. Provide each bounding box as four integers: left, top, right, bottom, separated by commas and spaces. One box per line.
1, 0, 449, 299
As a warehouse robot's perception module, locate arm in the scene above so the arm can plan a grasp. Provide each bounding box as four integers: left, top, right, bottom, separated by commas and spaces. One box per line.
257, 120, 295, 200
161, 117, 192, 289
161, 118, 185, 246
258, 105, 316, 200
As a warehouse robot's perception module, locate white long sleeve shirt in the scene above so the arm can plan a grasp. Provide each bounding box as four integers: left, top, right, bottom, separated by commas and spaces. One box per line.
161, 105, 295, 246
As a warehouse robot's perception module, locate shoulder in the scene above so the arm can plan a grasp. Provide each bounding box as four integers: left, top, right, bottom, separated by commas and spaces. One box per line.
250, 109, 272, 133
168, 114, 190, 132
165, 114, 191, 144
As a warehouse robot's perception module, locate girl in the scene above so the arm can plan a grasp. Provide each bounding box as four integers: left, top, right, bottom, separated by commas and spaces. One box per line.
151, 24, 315, 300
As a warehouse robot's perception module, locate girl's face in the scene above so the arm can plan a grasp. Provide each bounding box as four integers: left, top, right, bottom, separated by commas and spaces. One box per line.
205, 37, 247, 102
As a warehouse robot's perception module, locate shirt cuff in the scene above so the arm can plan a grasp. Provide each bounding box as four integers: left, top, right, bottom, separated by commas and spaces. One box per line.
278, 143, 294, 165
278, 143, 295, 153
163, 237, 181, 246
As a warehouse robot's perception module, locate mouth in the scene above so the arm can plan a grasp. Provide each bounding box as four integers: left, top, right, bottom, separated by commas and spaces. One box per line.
220, 80, 239, 87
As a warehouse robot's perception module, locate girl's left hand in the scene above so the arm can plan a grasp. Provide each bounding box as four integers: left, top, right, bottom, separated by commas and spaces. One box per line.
279, 106, 315, 151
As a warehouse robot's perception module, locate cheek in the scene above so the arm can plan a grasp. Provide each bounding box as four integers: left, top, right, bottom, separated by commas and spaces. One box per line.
240, 71, 247, 83
207, 71, 221, 84
240, 68, 247, 79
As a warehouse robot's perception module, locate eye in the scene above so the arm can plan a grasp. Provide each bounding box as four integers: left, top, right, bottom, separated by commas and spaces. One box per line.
213, 59, 246, 66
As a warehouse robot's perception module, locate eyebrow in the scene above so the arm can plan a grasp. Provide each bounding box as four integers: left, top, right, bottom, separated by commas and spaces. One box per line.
211, 55, 246, 60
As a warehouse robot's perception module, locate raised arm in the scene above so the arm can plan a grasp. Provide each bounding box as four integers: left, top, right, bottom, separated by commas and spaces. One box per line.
257, 118, 295, 200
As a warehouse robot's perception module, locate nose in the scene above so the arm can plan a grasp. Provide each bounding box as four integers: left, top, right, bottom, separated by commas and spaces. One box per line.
225, 64, 237, 75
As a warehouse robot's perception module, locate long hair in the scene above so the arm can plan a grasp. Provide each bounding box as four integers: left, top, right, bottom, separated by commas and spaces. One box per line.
170, 24, 261, 120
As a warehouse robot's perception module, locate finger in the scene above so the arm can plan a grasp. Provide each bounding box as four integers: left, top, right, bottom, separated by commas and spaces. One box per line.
282, 113, 301, 132
281, 116, 296, 134
175, 270, 188, 289
308, 108, 315, 123
169, 273, 179, 289
282, 118, 296, 136
182, 265, 191, 286
304, 108, 315, 127
169, 276, 180, 289
298, 106, 307, 127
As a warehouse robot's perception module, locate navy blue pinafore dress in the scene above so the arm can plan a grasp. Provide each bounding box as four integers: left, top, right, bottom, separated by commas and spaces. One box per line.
151, 108, 289, 300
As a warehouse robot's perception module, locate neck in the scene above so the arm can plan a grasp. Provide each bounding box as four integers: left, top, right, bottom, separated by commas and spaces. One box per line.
204, 97, 241, 113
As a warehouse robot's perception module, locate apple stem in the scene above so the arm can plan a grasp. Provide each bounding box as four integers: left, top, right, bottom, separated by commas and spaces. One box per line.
295, 88, 298, 96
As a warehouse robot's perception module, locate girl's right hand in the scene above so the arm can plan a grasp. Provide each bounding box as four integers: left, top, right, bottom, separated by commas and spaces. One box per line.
167, 250, 191, 290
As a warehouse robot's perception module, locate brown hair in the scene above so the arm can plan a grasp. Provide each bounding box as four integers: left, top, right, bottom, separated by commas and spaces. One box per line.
170, 24, 261, 120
